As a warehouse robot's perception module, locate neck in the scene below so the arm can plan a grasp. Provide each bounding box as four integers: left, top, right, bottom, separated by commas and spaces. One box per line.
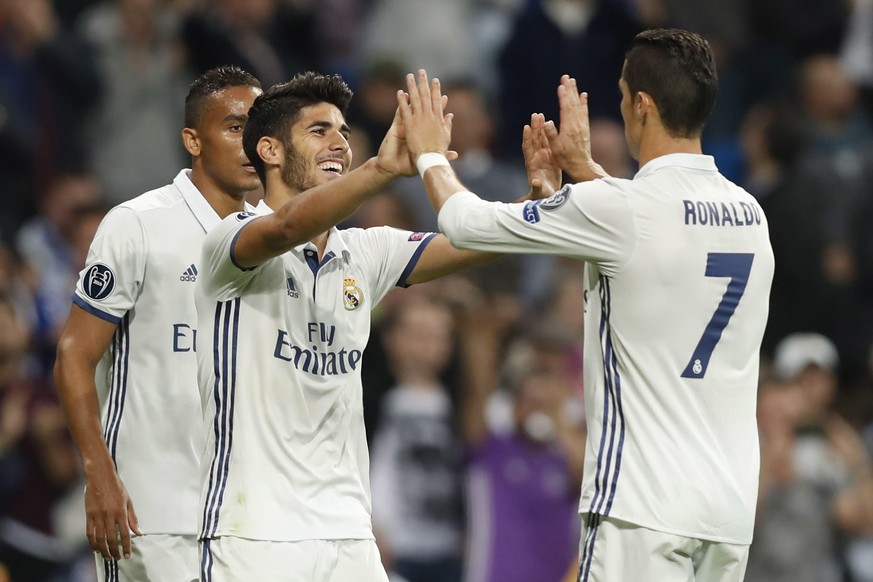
636, 131, 703, 168
190, 172, 247, 219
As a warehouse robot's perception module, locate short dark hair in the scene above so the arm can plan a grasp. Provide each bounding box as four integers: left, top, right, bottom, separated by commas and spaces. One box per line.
622, 29, 718, 137
185, 65, 261, 129
243, 72, 353, 184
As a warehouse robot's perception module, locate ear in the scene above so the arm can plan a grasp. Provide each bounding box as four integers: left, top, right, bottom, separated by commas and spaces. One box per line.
182, 128, 200, 157
635, 91, 654, 124
256, 136, 283, 169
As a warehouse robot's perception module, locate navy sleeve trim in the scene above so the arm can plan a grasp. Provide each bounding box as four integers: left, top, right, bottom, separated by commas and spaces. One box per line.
229, 219, 258, 272
396, 233, 438, 288
72, 294, 122, 324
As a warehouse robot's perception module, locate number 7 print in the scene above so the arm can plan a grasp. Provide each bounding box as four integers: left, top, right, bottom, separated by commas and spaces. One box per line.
681, 253, 754, 379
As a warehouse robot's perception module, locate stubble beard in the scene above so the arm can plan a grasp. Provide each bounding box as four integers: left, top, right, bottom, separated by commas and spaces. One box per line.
280, 142, 316, 193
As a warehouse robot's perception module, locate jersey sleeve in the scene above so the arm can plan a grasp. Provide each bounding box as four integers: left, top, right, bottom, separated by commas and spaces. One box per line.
437, 180, 637, 276
346, 227, 437, 305
73, 207, 146, 324
199, 211, 263, 301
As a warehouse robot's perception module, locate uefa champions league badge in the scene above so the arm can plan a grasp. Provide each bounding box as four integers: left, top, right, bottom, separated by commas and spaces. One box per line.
82, 263, 115, 300
539, 184, 572, 211
342, 277, 363, 311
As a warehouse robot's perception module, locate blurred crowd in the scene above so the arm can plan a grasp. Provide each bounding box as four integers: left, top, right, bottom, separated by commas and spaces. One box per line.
2, 0, 873, 581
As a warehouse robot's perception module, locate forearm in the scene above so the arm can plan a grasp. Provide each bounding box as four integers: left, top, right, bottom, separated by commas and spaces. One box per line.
53, 348, 114, 478
564, 160, 609, 184
421, 165, 468, 215
260, 158, 395, 256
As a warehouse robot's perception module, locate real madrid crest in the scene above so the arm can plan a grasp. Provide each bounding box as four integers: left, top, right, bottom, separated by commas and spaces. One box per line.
343, 277, 364, 311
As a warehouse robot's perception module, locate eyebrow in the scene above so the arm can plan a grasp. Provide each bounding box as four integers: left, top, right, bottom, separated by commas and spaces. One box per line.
308, 120, 352, 136
223, 114, 248, 123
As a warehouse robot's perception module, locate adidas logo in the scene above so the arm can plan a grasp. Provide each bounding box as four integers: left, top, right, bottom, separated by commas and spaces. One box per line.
286, 276, 299, 298
180, 264, 198, 282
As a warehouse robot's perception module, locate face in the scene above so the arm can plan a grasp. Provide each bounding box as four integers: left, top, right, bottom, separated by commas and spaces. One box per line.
386, 302, 454, 376
280, 102, 352, 194
513, 369, 566, 442
618, 76, 641, 161
445, 88, 492, 154
189, 85, 263, 199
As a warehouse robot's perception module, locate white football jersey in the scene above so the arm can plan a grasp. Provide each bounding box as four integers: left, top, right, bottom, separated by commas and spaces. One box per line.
438, 154, 774, 544
73, 170, 236, 535
195, 200, 437, 542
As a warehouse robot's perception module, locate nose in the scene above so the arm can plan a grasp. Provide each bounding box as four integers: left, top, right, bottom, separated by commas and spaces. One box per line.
329, 131, 350, 153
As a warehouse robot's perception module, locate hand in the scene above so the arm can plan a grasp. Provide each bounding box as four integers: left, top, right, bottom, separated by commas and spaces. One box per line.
544, 76, 608, 182
523, 113, 561, 199
397, 69, 454, 162
374, 106, 417, 177
827, 415, 870, 474
375, 97, 457, 178
84, 464, 142, 560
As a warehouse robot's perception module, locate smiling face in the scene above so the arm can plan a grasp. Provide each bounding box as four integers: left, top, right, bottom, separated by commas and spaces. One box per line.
189, 85, 263, 199
279, 102, 352, 194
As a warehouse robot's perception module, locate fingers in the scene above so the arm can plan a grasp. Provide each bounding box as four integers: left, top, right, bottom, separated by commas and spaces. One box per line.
100, 517, 122, 560
429, 75, 443, 116
446, 149, 459, 161
119, 520, 133, 560
416, 70, 432, 114
405, 73, 421, 113
522, 124, 532, 158
531, 178, 543, 200
128, 498, 142, 537
543, 119, 559, 145
396, 89, 411, 124
406, 70, 444, 117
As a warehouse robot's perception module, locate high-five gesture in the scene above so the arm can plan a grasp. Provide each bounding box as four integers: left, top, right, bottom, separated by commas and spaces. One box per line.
397, 70, 453, 161
522, 113, 562, 199
543, 75, 608, 182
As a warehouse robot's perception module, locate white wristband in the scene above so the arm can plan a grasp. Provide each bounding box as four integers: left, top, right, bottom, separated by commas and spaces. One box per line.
415, 152, 450, 178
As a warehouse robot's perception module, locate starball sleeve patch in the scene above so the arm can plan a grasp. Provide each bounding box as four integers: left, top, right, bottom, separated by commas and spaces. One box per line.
82, 263, 116, 300
539, 184, 573, 211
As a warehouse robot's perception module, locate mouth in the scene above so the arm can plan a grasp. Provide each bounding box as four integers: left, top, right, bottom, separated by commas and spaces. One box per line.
317, 160, 344, 176
243, 163, 256, 174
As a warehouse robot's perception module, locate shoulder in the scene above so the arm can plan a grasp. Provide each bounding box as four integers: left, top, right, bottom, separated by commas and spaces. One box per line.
541, 178, 632, 214
117, 183, 185, 214
209, 210, 260, 238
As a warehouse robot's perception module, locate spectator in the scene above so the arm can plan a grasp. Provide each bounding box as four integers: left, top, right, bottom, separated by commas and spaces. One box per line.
0, 0, 100, 239
77, 0, 189, 204
798, 54, 872, 162
0, 294, 82, 582
748, 333, 873, 582
459, 298, 584, 582
495, 0, 639, 160
180, 0, 317, 86
370, 295, 465, 582
15, 174, 104, 368
359, 0, 476, 83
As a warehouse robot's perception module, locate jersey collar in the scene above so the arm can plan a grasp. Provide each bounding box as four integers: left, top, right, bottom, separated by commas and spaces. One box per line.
175, 169, 222, 233
635, 153, 717, 179
254, 199, 352, 262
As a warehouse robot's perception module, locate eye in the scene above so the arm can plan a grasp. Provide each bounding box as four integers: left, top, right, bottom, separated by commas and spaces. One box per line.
229, 125, 243, 132
312, 128, 326, 136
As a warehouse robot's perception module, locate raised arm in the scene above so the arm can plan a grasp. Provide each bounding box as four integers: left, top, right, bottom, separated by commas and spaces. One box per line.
231, 107, 425, 268
54, 305, 141, 561
543, 75, 610, 183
